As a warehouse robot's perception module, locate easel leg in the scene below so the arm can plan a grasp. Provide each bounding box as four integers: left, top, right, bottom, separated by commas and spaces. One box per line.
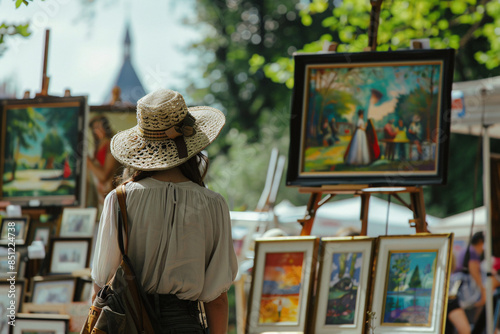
410, 187, 428, 233
360, 193, 371, 236
299, 193, 322, 236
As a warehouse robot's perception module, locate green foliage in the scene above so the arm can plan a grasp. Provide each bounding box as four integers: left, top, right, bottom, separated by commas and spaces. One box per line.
0, 0, 41, 56
186, 0, 333, 208
41, 131, 65, 161
409, 265, 422, 289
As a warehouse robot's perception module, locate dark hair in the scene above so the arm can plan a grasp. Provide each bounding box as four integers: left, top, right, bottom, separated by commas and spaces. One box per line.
471, 231, 484, 245
89, 115, 114, 155
358, 109, 364, 117
118, 152, 209, 187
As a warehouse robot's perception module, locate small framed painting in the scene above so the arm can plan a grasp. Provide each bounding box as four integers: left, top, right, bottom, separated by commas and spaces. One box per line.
368, 234, 453, 334
246, 236, 318, 334
312, 237, 375, 334
59, 207, 97, 238
0, 251, 21, 278
8, 313, 70, 334
0, 216, 30, 245
30, 276, 77, 304
47, 238, 92, 274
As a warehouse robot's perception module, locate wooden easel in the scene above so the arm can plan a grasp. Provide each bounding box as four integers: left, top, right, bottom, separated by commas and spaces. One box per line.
298, 0, 429, 237
35, 29, 51, 97
298, 185, 429, 236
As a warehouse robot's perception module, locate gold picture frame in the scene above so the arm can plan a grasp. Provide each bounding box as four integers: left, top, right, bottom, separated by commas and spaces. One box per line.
245, 236, 319, 334
368, 233, 453, 334
311, 237, 375, 334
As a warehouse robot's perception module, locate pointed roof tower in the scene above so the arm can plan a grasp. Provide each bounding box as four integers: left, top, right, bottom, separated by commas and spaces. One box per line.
104, 22, 146, 105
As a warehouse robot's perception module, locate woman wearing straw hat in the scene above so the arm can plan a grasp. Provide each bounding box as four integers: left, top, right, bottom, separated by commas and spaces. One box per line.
91, 89, 238, 333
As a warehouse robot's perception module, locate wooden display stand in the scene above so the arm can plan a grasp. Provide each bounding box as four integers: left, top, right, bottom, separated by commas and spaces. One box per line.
297, 185, 429, 236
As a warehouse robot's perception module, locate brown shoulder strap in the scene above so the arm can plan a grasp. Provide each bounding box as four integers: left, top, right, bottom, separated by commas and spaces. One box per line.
115, 184, 129, 255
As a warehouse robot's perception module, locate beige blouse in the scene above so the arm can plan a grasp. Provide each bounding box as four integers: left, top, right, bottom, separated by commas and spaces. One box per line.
91, 178, 238, 303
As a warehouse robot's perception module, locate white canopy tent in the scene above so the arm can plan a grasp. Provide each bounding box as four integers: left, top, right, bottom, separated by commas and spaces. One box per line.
451, 75, 500, 334
428, 206, 486, 242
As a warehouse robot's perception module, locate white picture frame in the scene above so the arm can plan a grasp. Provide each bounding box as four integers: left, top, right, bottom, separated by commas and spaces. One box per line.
312, 237, 375, 334
48, 238, 91, 274
246, 236, 318, 334
59, 207, 97, 238
368, 234, 453, 334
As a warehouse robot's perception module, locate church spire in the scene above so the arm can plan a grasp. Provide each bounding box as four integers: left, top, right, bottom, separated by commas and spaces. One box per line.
124, 22, 132, 60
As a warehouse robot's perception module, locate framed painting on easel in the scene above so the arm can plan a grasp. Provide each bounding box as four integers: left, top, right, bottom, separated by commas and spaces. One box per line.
287, 49, 455, 187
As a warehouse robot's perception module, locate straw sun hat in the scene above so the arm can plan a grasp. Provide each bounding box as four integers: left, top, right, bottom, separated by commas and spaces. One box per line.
110, 89, 225, 171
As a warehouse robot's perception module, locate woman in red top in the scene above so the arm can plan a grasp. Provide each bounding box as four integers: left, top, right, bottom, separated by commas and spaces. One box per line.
87, 115, 120, 208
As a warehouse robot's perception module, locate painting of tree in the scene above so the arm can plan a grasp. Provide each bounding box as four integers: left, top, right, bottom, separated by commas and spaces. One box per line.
1, 99, 85, 205
383, 251, 437, 325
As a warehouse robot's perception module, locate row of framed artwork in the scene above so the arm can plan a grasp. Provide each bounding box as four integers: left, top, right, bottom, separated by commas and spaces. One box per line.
0, 207, 97, 246
245, 233, 453, 334
0, 238, 92, 276
0, 275, 91, 334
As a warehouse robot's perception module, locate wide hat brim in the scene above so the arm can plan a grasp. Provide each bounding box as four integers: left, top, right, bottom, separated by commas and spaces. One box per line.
110, 106, 225, 171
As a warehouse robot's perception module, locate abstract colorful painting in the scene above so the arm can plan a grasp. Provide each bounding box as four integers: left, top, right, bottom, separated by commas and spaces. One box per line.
325, 252, 362, 325
259, 252, 304, 324
287, 49, 454, 186
382, 251, 437, 325
246, 237, 317, 334
0, 97, 87, 206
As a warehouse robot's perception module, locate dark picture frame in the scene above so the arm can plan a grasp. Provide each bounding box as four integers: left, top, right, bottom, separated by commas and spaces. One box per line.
46, 237, 92, 275
0, 216, 30, 246
0, 96, 88, 207
287, 49, 454, 187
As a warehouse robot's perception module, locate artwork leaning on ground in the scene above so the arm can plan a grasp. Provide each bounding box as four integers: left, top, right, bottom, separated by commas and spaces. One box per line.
0, 96, 87, 206
369, 234, 453, 334
246, 237, 318, 334
287, 49, 455, 186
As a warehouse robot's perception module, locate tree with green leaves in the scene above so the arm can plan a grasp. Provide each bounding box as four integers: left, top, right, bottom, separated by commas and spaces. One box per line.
4, 107, 43, 181
185, 0, 338, 208
0, 0, 38, 56
41, 130, 65, 169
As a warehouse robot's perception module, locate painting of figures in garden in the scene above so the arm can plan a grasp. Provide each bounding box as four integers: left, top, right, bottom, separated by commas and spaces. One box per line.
325, 252, 362, 325
259, 252, 304, 324
302, 61, 444, 176
383, 251, 437, 325
1, 101, 83, 202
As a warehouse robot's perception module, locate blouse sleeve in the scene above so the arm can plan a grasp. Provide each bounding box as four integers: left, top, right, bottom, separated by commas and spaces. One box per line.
91, 190, 122, 287
199, 195, 238, 303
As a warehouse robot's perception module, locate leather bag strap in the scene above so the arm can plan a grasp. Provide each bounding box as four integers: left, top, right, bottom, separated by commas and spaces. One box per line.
115, 184, 129, 256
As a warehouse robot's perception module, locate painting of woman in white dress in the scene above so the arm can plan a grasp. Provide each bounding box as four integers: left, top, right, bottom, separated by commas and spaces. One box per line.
344, 109, 381, 166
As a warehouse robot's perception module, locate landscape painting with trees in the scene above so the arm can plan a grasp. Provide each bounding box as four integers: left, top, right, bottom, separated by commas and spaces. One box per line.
288, 49, 454, 186
1, 99, 85, 205
383, 251, 437, 325
302, 59, 443, 174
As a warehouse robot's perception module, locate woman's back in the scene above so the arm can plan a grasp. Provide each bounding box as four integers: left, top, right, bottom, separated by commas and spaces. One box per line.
91, 178, 237, 303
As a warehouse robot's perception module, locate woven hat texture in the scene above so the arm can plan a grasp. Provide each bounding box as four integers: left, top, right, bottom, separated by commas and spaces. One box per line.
110, 89, 225, 171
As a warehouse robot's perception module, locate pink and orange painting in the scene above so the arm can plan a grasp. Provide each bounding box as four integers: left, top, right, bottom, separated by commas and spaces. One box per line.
258, 252, 304, 324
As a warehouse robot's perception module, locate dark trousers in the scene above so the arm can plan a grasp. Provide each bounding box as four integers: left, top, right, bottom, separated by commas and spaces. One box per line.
148, 294, 206, 334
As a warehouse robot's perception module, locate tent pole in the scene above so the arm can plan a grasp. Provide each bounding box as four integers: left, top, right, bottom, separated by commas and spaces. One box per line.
482, 126, 494, 334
